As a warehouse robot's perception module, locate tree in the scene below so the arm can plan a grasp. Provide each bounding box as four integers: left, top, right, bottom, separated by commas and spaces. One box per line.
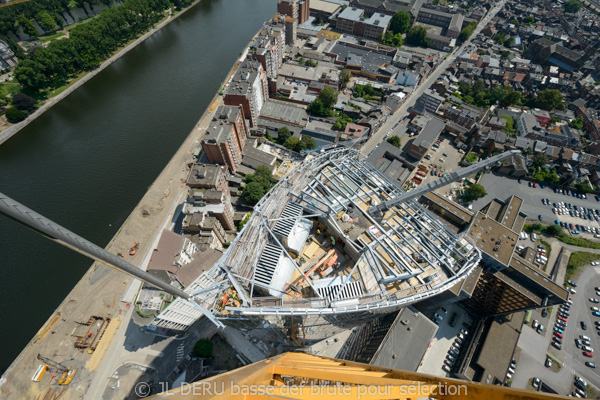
12, 93, 37, 111
389, 11, 410, 34
405, 26, 429, 47
339, 69, 351, 89
307, 87, 338, 117
387, 136, 401, 148
534, 89, 563, 111
564, 0, 583, 12
277, 127, 291, 144
569, 118, 583, 130
458, 22, 477, 42
381, 31, 403, 47
193, 339, 213, 358
503, 90, 522, 106
500, 115, 516, 136
36, 11, 56, 32
5, 106, 28, 123
297, 135, 317, 151
463, 184, 487, 202
242, 181, 265, 205
545, 224, 563, 237
523, 15, 534, 24
17, 15, 38, 38
283, 136, 300, 150
532, 153, 549, 168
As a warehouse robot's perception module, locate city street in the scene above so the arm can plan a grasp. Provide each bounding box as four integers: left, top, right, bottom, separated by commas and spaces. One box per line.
360, 0, 506, 156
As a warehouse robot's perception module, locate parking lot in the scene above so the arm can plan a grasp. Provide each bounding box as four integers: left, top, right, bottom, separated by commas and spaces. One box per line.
417, 303, 473, 376
405, 134, 467, 195
474, 173, 600, 240
513, 262, 600, 395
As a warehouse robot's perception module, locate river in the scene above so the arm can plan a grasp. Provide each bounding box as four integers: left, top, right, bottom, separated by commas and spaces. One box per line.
0, 0, 275, 374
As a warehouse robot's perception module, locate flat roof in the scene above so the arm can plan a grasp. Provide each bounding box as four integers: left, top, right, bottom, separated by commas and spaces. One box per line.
309, 0, 341, 13
370, 307, 438, 371
422, 192, 474, 223
260, 101, 309, 127
412, 117, 445, 148
474, 313, 525, 384
467, 212, 518, 267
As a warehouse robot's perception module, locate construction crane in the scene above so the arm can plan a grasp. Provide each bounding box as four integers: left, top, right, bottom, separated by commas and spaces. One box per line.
368, 149, 521, 216
36, 354, 69, 372
36, 354, 76, 385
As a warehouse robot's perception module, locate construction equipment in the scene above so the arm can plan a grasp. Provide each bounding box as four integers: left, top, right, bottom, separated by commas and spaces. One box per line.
36, 354, 77, 385
58, 369, 76, 385
31, 364, 49, 382
129, 242, 139, 256
72, 315, 110, 352
295, 249, 336, 286
37, 354, 69, 373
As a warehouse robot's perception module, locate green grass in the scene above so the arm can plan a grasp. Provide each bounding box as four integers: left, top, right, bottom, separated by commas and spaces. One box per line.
465, 153, 478, 163
39, 32, 66, 43
558, 234, 600, 249
524, 223, 600, 250
0, 83, 20, 98
565, 251, 600, 282
47, 71, 87, 97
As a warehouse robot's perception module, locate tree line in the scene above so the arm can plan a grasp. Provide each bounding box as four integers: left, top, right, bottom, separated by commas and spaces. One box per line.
14, 0, 191, 94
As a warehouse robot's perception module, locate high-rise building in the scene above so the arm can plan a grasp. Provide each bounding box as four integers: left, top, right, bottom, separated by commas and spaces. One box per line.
251, 25, 284, 79
277, 0, 309, 24
201, 105, 248, 173
224, 59, 268, 127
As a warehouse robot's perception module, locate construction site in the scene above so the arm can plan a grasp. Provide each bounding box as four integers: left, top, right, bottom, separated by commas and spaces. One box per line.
150, 147, 484, 342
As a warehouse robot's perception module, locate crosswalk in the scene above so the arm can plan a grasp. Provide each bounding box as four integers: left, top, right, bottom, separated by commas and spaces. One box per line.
562, 362, 577, 375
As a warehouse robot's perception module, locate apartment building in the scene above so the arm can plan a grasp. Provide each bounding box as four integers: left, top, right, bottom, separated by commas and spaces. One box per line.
224, 59, 268, 127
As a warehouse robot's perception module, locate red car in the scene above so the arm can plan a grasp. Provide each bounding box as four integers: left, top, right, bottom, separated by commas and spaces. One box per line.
558, 316, 567, 322
569, 223, 575, 230
555, 332, 564, 339
583, 351, 594, 358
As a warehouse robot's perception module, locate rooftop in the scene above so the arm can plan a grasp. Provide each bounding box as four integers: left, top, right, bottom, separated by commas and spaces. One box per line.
161, 148, 481, 326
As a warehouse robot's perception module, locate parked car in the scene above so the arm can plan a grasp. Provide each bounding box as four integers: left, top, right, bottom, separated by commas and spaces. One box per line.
585, 362, 596, 368
532, 378, 540, 388
545, 358, 552, 368
541, 309, 548, 318
581, 321, 588, 330
583, 351, 594, 358
568, 280, 578, 287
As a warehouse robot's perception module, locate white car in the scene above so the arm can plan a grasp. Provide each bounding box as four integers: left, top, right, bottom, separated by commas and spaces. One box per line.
580, 335, 591, 341
583, 346, 594, 353
592, 261, 600, 266
592, 307, 600, 312
532, 378, 540, 388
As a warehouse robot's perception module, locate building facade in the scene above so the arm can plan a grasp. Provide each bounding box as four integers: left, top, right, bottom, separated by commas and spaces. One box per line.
224, 60, 268, 127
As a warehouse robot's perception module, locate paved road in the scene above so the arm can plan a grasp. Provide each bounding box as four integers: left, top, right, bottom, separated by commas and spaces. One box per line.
360, 0, 506, 156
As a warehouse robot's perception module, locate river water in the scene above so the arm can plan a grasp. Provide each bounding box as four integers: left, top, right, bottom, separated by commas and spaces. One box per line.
0, 0, 275, 374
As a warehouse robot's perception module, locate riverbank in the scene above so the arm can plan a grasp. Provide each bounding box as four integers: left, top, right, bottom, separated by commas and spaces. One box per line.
0, 22, 258, 399
0, 1, 202, 146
